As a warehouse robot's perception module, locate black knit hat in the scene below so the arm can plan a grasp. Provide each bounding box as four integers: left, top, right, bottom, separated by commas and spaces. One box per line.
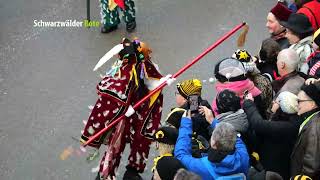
156, 156, 185, 180
301, 83, 320, 107
214, 58, 247, 83
216, 89, 241, 114
153, 126, 179, 145
280, 13, 313, 35
165, 108, 185, 129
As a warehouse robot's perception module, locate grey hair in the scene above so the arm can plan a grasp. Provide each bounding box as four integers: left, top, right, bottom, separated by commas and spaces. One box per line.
210, 122, 237, 152
277, 48, 299, 72
174, 168, 201, 180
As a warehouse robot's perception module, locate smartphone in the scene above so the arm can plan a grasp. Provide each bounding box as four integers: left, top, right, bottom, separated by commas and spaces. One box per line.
189, 95, 199, 114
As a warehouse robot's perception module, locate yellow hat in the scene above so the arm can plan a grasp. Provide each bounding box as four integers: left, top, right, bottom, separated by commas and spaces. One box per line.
177, 79, 202, 99
290, 175, 312, 180
313, 28, 320, 47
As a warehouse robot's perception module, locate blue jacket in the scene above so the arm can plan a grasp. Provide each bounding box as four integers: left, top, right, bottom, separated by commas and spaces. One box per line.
174, 117, 249, 180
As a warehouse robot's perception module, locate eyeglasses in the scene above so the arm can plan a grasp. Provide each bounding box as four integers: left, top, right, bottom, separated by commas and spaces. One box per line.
297, 99, 313, 103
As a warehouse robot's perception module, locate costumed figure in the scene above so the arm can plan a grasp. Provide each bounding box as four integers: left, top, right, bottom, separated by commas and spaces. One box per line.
100, 0, 136, 33
80, 38, 163, 180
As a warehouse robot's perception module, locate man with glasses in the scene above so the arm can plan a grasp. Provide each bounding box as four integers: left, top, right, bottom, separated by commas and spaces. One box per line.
291, 82, 320, 179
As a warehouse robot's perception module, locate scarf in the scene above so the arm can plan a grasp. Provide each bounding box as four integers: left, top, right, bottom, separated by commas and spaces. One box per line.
212, 79, 261, 116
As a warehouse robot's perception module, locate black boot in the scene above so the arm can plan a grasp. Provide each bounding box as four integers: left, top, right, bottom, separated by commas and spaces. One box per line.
101, 25, 118, 33
126, 21, 136, 33
123, 166, 143, 180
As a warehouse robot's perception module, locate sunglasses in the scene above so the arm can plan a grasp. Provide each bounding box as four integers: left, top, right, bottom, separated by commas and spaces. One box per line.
297, 99, 313, 103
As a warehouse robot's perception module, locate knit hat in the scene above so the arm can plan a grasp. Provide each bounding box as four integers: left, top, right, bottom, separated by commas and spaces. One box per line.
313, 28, 320, 47
216, 89, 241, 114
277, 91, 298, 114
270, 2, 292, 21
153, 126, 179, 145
232, 49, 252, 62
301, 83, 320, 107
214, 58, 247, 82
156, 156, 185, 180
165, 108, 186, 129
290, 175, 312, 180
176, 79, 202, 99
232, 49, 260, 74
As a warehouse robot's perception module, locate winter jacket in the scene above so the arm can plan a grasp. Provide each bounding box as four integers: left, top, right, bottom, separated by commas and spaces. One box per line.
291, 109, 320, 179
174, 117, 249, 180
256, 61, 279, 82
180, 98, 212, 140
272, 71, 305, 97
276, 37, 290, 50
289, 36, 314, 74
271, 31, 290, 50
243, 100, 302, 179
297, 0, 320, 32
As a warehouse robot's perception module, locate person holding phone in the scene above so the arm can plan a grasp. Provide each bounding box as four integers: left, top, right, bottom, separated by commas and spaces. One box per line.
174, 79, 212, 141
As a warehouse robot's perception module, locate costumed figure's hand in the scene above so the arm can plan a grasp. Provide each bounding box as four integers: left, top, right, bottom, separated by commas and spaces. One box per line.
199, 106, 214, 124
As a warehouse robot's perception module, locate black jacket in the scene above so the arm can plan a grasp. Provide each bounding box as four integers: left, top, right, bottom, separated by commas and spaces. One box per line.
181, 98, 212, 141
243, 100, 303, 179
276, 37, 290, 50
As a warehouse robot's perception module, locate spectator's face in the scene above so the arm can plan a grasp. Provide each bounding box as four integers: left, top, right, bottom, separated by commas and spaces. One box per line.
285, 29, 300, 44
297, 91, 317, 115
175, 92, 187, 107
266, 13, 282, 34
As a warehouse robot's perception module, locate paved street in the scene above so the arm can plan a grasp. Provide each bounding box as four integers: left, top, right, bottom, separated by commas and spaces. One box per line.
0, 0, 274, 179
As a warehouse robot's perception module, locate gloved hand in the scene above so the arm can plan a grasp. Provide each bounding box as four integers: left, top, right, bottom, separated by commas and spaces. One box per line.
191, 133, 209, 158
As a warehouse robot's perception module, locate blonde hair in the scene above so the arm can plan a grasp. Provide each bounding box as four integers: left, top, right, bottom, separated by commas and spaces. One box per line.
158, 143, 175, 155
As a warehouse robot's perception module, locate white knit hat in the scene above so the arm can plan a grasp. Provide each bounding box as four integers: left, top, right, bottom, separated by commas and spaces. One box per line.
277, 91, 298, 114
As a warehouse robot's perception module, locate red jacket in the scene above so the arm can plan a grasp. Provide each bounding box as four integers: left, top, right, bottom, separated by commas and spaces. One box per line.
297, 0, 320, 32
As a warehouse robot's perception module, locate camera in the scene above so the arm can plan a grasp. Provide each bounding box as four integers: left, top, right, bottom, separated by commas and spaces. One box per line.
188, 95, 200, 114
